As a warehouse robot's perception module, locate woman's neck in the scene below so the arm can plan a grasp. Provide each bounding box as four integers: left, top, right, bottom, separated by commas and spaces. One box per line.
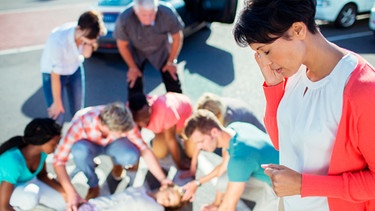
305, 33, 346, 81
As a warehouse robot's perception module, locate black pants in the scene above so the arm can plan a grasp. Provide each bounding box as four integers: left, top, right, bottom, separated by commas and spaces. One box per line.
127, 62, 182, 100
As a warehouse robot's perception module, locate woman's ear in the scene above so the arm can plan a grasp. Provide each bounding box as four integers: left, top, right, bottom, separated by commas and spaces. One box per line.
292, 22, 307, 39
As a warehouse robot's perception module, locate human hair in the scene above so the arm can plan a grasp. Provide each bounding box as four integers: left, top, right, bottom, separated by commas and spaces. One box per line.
183, 109, 223, 139
0, 118, 61, 155
233, 0, 318, 47
99, 102, 135, 132
78, 10, 107, 39
164, 184, 189, 211
133, 0, 159, 11
128, 93, 149, 121
195, 93, 226, 124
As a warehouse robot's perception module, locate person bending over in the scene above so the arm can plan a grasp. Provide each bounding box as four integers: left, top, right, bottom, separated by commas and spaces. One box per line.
181, 110, 279, 211
53, 102, 171, 210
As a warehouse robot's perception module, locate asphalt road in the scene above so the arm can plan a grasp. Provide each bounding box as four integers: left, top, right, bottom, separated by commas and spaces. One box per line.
1, 1, 375, 210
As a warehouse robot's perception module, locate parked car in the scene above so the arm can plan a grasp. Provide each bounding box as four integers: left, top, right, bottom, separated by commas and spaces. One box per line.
315, 0, 374, 28
95, 0, 237, 53
369, 2, 375, 35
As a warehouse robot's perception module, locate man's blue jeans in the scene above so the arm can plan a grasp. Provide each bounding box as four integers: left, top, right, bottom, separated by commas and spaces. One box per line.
42, 67, 83, 125
70, 138, 140, 188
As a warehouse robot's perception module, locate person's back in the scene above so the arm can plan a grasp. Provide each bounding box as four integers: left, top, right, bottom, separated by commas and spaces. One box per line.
129, 92, 193, 169
148, 92, 192, 134
226, 121, 277, 185
221, 97, 266, 132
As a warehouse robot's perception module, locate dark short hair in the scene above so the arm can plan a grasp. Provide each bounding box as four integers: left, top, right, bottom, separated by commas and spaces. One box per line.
128, 93, 149, 112
233, 0, 318, 46
78, 10, 106, 39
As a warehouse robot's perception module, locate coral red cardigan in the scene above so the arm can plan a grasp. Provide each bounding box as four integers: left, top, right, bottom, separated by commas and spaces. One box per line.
263, 55, 375, 210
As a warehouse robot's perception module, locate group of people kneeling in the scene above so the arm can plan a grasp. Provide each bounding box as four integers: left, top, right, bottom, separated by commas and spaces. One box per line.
0, 91, 279, 211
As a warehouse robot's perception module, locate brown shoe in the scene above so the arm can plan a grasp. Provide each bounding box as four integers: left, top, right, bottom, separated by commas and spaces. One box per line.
86, 186, 99, 200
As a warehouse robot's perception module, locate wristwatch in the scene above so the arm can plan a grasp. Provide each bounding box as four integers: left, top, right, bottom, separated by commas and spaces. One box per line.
167, 59, 177, 65
194, 179, 201, 187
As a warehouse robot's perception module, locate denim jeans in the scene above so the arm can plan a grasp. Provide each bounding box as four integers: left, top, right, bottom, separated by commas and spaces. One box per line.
70, 138, 140, 187
42, 67, 84, 125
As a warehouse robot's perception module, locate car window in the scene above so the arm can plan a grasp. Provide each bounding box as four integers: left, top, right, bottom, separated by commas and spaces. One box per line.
98, 0, 132, 6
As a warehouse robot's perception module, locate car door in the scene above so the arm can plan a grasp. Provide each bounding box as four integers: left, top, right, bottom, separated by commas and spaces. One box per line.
196, 0, 238, 23
359, 0, 375, 12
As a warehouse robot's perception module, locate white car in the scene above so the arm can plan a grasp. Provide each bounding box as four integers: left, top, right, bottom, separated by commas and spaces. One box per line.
315, 0, 374, 28
369, 2, 375, 34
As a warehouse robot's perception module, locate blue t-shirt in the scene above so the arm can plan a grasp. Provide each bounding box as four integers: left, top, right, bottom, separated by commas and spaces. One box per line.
226, 122, 279, 185
0, 148, 47, 184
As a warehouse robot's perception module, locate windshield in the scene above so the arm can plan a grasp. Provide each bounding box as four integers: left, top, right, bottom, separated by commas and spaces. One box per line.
98, 0, 133, 6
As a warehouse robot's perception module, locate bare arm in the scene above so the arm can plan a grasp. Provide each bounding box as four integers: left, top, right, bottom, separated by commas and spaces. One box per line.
0, 181, 15, 211
217, 182, 246, 211
140, 147, 171, 186
37, 164, 66, 200
116, 39, 142, 88
161, 30, 183, 80
167, 30, 183, 64
48, 71, 64, 119
182, 150, 230, 201
54, 164, 85, 211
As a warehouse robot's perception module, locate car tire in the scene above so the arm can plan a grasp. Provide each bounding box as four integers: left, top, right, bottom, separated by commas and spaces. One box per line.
335, 3, 357, 28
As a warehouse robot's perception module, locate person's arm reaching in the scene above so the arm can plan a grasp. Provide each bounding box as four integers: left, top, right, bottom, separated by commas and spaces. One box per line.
37, 164, 66, 200
140, 147, 172, 186
217, 182, 246, 211
182, 150, 230, 201
162, 30, 183, 80
0, 181, 15, 211
54, 165, 85, 211
116, 39, 142, 88
48, 71, 64, 119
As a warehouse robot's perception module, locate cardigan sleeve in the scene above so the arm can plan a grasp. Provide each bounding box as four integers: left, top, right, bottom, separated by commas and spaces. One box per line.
301, 59, 375, 202
263, 80, 286, 150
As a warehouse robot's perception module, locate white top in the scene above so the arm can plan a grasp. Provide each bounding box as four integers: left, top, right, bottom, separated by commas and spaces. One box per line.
277, 53, 357, 211
40, 22, 84, 75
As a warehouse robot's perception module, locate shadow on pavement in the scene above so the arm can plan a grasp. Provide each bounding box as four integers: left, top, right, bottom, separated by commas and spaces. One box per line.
180, 27, 235, 86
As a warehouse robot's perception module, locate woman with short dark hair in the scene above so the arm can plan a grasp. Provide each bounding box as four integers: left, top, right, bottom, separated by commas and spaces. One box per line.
233, 0, 375, 210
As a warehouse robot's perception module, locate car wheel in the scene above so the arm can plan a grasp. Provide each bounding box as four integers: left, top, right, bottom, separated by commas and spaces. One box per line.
334, 3, 357, 28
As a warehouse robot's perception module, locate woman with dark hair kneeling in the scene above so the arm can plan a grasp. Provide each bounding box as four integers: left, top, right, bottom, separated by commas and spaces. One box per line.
0, 118, 66, 211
